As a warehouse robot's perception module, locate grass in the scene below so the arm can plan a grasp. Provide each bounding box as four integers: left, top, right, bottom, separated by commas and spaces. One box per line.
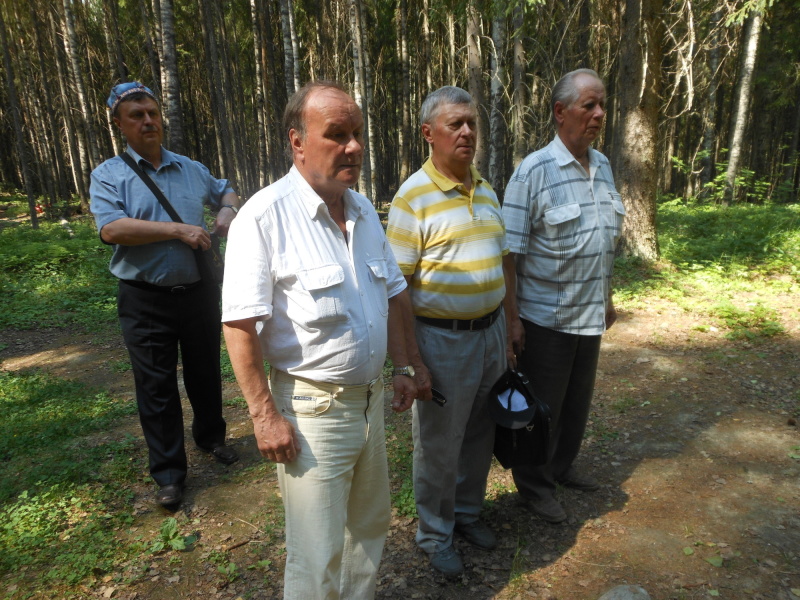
0, 370, 142, 593
0, 217, 117, 330
0, 199, 798, 596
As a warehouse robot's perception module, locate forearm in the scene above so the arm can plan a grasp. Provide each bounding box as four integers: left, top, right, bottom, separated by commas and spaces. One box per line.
222, 319, 278, 418
100, 216, 209, 249
387, 293, 410, 369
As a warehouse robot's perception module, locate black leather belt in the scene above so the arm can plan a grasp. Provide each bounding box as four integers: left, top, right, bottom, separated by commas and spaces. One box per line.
121, 279, 202, 295
416, 305, 502, 331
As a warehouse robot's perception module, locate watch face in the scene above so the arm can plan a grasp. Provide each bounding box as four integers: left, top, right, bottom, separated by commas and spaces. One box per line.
394, 366, 415, 377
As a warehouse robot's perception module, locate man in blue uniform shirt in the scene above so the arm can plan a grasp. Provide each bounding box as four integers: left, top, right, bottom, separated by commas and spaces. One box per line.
90, 82, 240, 507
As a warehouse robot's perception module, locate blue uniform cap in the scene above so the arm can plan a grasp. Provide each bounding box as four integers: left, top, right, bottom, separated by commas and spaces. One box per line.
107, 82, 157, 113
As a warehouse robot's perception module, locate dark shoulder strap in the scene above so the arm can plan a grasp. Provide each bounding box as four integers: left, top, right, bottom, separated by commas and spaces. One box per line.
119, 152, 184, 224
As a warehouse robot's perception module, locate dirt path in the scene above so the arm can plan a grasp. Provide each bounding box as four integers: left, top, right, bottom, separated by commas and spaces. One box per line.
1, 295, 798, 599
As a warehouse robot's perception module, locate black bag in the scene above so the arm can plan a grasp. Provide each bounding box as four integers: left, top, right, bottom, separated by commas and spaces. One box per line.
119, 152, 224, 284
488, 369, 551, 469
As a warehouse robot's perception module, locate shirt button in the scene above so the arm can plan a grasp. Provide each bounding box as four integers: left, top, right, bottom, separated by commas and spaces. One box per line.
370, 351, 375, 356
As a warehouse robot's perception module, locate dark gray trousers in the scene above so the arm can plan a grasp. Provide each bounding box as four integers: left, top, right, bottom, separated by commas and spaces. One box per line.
511, 319, 602, 502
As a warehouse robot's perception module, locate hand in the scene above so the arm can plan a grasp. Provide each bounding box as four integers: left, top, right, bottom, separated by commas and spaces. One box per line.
506, 317, 525, 369
178, 224, 211, 250
391, 374, 417, 413
605, 298, 618, 330
213, 207, 236, 237
251, 410, 300, 463
411, 362, 432, 403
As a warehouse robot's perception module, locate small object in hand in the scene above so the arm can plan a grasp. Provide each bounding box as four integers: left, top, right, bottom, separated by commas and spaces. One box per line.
431, 388, 447, 407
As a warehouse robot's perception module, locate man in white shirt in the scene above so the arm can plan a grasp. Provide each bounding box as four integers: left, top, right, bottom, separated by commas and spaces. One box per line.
221, 81, 422, 600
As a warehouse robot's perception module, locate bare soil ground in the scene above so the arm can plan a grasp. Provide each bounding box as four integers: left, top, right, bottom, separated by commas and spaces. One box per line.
1, 291, 799, 600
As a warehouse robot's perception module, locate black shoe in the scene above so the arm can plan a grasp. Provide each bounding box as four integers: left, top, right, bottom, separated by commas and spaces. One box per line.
521, 495, 567, 523
455, 520, 497, 550
156, 483, 184, 507
198, 444, 239, 465
556, 471, 600, 492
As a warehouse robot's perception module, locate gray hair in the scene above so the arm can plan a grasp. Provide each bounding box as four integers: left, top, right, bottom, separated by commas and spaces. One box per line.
551, 69, 603, 118
420, 86, 475, 125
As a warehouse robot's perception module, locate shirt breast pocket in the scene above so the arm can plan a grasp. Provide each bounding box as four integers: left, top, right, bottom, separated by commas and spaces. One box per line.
292, 264, 348, 328
542, 203, 582, 246
366, 258, 389, 316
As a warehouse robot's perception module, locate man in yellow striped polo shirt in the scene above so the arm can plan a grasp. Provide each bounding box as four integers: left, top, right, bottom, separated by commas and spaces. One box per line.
387, 86, 515, 578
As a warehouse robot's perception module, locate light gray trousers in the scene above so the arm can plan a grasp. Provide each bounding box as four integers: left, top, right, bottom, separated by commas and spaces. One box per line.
412, 312, 506, 554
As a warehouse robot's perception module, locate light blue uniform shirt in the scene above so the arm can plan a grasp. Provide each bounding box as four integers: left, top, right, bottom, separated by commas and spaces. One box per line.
90, 146, 233, 286
502, 135, 625, 336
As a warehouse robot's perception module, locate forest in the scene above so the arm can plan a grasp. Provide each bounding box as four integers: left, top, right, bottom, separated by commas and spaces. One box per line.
1, 0, 799, 260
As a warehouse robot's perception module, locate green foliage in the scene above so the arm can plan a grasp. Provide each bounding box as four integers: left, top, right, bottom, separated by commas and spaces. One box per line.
710, 301, 785, 340
655, 200, 800, 279
0, 218, 117, 330
149, 518, 198, 553
0, 370, 141, 590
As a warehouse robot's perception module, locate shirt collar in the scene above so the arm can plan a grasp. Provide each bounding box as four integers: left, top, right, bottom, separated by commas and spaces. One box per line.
125, 145, 183, 171
288, 165, 364, 222
421, 158, 484, 193
551, 134, 598, 168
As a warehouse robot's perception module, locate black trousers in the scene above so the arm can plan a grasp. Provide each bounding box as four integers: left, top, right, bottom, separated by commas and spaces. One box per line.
117, 280, 226, 486
511, 319, 602, 502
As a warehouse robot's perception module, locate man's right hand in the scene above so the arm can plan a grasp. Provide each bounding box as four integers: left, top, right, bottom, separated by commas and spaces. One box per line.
177, 224, 212, 250
251, 405, 301, 463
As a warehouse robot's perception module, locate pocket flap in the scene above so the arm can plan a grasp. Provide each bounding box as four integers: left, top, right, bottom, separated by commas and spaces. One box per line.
366, 258, 388, 279
610, 192, 626, 216
543, 203, 581, 226
296, 264, 345, 291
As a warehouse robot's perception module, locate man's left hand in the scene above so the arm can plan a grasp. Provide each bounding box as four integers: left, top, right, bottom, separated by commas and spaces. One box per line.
391, 374, 418, 413
213, 207, 236, 237
605, 297, 618, 330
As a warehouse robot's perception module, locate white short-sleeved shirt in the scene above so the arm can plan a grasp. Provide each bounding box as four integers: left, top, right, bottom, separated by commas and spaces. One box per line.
502, 135, 625, 336
222, 167, 406, 385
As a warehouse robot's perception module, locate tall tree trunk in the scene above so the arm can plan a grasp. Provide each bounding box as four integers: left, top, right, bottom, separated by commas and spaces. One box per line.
199, 0, 235, 182
447, 13, 456, 85
421, 0, 432, 97
61, 0, 99, 182
348, 0, 372, 199
0, 8, 38, 227
158, 0, 185, 153
488, 13, 507, 194
31, 5, 70, 203
250, 0, 269, 188
467, 3, 488, 175
701, 8, 721, 187
279, 0, 300, 96
139, 0, 160, 92
398, 0, 411, 183
511, 0, 527, 167
611, 0, 662, 261
50, 9, 87, 202
724, 10, 763, 203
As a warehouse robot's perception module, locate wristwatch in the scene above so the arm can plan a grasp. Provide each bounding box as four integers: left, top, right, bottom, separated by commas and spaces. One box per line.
392, 366, 415, 378
222, 204, 239, 214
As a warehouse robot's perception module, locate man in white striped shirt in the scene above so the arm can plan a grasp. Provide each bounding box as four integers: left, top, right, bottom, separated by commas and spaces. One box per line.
502, 69, 625, 524
387, 86, 516, 577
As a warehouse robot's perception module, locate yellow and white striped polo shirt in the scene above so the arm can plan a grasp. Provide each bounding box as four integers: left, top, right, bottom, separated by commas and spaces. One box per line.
387, 158, 508, 319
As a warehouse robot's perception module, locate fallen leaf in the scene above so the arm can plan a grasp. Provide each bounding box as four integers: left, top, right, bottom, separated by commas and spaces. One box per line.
705, 556, 724, 567
683, 547, 694, 556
